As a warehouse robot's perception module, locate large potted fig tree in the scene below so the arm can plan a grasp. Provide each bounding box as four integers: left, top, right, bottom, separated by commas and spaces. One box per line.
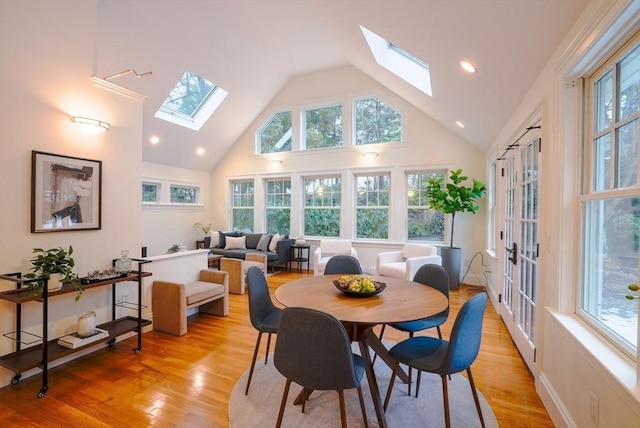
426, 169, 486, 289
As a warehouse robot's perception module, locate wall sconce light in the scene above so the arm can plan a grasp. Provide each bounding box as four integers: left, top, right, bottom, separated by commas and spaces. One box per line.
364, 151, 379, 159
71, 116, 110, 135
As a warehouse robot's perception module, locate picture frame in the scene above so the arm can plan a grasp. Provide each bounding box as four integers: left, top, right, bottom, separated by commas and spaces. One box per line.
31, 151, 102, 232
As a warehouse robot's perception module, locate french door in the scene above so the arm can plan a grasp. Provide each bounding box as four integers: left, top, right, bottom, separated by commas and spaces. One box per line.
500, 133, 540, 374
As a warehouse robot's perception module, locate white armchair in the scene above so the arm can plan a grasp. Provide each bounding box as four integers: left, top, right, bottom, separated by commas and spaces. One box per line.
376, 243, 441, 280
313, 239, 358, 275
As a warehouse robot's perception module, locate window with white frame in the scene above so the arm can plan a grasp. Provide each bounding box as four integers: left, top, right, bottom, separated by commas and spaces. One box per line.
580, 35, 639, 356
232, 180, 254, 233
141, 178, 203, 205
304, 176, 341, 237
303, 105, 343, 149
142, 182, 160, 203
487, 161, 497, 252
266, 178, 291, 235
170, 184, 199, 204
406, 171, 445, 241
355, 173, 390, 239
354, 97, 402, 145
259, 111, 292, 154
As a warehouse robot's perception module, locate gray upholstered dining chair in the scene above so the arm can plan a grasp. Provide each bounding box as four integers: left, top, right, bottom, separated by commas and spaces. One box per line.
273, 307, 368, 428
383, 292, 488, 428
245, 266, 282, 395
323, 254, 363, 275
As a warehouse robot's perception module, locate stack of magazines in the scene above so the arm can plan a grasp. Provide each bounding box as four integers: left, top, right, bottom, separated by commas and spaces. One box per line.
57, 328, 109, 349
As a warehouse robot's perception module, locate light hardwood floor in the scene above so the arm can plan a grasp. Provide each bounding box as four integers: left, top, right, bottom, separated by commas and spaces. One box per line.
0, 270, 554, 427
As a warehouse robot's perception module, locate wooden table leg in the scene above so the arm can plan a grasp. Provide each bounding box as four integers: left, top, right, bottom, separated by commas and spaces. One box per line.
358, 336, 387, 428
364, 328, 409, 383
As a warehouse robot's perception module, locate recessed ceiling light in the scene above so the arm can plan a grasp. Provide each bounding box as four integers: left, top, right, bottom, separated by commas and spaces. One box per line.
460, 60, 477, 73
456, 121, 465, 128
149, 136, 160, 144
196, 147, 205, 155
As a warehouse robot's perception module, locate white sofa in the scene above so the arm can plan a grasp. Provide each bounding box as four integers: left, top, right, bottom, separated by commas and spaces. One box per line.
313, 239, 358, 275
376, 243, 442, 280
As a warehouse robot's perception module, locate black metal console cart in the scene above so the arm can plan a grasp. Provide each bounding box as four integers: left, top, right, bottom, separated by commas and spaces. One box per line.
0, 261, 151, 398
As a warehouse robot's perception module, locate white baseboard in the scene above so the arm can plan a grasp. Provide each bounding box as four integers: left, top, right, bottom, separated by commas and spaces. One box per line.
538, 372, 576, 428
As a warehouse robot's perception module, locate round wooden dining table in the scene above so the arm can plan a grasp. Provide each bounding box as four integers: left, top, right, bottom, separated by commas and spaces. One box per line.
275, 274, 448, 428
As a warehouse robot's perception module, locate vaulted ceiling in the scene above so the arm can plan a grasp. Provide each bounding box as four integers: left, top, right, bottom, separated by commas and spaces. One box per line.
94, 0, 588, 171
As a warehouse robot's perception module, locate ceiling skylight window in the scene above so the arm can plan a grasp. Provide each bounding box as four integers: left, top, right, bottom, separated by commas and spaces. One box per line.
360, 26, 432, 96
154, 70, 228, 131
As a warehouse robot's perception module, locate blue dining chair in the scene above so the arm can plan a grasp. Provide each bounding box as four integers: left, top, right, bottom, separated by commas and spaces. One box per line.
273, 307, 368, 428
245, 266, 282, 395
383, 292, 488, 428
376, 264, 450, 395
323, 254, 363, 275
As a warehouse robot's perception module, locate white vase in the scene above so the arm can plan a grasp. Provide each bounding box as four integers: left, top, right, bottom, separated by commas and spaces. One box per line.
48, 272, 64, 291
77, 311, 96, 337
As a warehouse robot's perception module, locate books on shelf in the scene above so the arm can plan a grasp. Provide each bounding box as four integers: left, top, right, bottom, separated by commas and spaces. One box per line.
57, 328, 109, 349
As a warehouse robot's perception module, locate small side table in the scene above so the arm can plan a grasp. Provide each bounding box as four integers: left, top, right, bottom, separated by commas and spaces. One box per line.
289, 245, 310, 273
208, 254, 223, 269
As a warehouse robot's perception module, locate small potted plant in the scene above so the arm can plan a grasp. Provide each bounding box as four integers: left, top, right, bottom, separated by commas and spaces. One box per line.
25, 246, 83, 300
167, 244, 181, 254
425, 169, 486, 289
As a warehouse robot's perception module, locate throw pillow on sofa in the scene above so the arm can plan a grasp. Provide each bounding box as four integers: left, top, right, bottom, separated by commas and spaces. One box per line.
256, 234, 272, 252
218, 231, 239, 248
225, 235, 247, 250
209, 231, 220, 248
269, 233, 284, 252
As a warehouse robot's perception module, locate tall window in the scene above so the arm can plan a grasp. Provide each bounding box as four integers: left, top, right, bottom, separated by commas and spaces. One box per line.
304, 176, 341, 237
354, 97, 402, 144
232, 180, 254, 233
356, 173, 389, 239
580, 37, 639, 356
487, 161, 497, 252
266, 178, 291, 235
406, 171, 445, 241
259, 111, 292, 154
303, 105, 343, 149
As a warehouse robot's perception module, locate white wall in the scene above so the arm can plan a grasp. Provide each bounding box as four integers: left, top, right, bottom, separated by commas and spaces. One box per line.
141, 162, 212, 256
0, 1, 144, 388
210, 65, 488, 279
486, 0, 640, 426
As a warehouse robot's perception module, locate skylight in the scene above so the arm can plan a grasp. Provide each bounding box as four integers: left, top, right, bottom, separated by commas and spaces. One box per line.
360, 26, 432, 97
154, 70, 228, 131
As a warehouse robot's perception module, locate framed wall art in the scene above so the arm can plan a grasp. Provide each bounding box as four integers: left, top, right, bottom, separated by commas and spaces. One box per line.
31, 151, 102, 232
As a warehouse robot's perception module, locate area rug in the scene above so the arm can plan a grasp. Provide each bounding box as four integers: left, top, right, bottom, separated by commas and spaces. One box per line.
229, 346, 498, 427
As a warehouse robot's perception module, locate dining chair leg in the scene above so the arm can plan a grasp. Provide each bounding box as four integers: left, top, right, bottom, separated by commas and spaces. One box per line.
337, 390, 347, 428
302, 388, 308, 413
276, 379, 292, 428
383, 361, 400, 411
415, 370, 422, 397
264, 332, 272, 364
356, 385, 369, 428
245, 331, 264, 395
466, 368, 486, 428
436, 325, 443, 339
407, 332, 414, 396
441, 374, 451, 428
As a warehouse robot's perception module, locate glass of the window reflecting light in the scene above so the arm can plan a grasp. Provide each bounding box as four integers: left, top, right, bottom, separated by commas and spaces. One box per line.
582, 197, 639, 350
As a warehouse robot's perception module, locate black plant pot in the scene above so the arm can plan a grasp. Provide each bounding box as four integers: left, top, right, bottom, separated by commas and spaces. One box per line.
441, 246, 462, 290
